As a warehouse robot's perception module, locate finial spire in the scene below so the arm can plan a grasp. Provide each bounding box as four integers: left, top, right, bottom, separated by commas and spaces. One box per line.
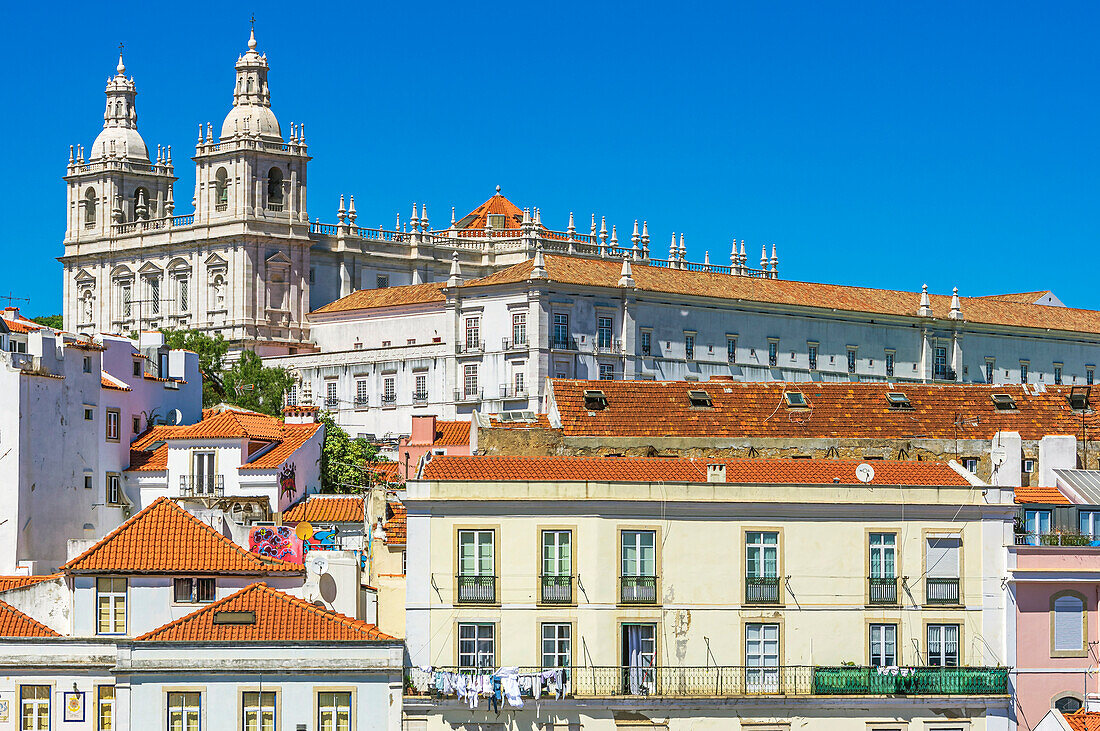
618, 256, 635, 287
448, 251, 463, 287
495, 184, 502, 195
949, 287, 962, 319
248, 15, 257, 51
918, 284, 933, 317
531, 243, 547, 279
116, 43, 126, 75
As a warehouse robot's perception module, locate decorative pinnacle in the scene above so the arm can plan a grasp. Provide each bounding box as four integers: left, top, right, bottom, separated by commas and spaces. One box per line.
116, 43, 126, 75
248, 16, 257, 51
495, 184, 502, 195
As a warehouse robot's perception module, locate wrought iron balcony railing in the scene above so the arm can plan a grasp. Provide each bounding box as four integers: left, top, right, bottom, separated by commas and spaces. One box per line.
620, 575, 657, 604
454, 389, 483, 403
502, 337, 528, 350
540, 575, 573, 604
1014, 532, 1097, 546
405, 665, 1009, 699
551, 337, 578, 351
498, 385, 529, 400
179, 475, 224, 497
745, 576, 781, 604
412, 391, 429, 404
456, 575, 496, 604
354, 396, 369, 409
926, 577, 960, 605
868, 576, 898, 605
380, 394, 397, 407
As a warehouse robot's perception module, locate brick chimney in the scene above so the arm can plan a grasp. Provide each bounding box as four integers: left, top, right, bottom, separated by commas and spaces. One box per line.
409, 415, 438, 446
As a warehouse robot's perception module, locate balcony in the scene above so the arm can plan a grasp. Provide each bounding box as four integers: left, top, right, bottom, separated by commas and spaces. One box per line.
926, 577, 960, 605
354, 396, 369, 410
1014, 532, 1096, 546
502, 337, 528, 351
324, 396, 338, 409
498, 385, 529, 400
453, 389, 483, 404
540, 575, 573, 604
934, 366, 957, 382
405, 665, 1008, 699
868, 577, 898, 605
380, 393, 397, 407
412, 390, 429, 405
745, 576, 781, 604
620, 575, 657, 604
456, 575, 496, 604
267, 202, 284, 212
551, 337, 578, 351
179, 475, 224, 497
456, 340, 483, 354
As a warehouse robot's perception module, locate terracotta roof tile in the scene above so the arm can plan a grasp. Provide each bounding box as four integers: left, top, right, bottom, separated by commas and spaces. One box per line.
549, 379, 1097, 441
463, 255, 1100, 335
433, 420, 470, 447
369, 461, 402, 483
136, 582, 394, 642
1065, 712, 1100, 731
421, 456, 970, 486
1, 318, 42, 334
284, 496, 364, 523
454, 191, 524, 230
0, 600, 60, 638
0, 575, 58, 593
311, 282, 446, 315
487, 413, 552, 429
101, 374, 131, 391
1015, 485, 1071, 504
383, 500, 406, 545
240, 423, 321, 470
125, 417, 319, 474
172, 410, 286, 441
62, 497, 302, 575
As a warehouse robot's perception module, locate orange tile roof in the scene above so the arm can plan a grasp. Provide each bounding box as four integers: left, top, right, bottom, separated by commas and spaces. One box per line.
433, 420, 470, 447
463, 255, 1100, 335
976, 291, 1052, 304
487, 413, 552, 429
455, 191, 525, 230
283, 496, 364, 523
421, 456, 971, 486
0, 600, 60, 638
1065, 712, 1100, 731
1015, 485, 1071, 504
172, 410, 286, 441
62, 497, 302, 575
383, 500, 406, 545
240, 423, 321, 471
125, 416, 319, 473
0, 575, 58, 593
549, 379, 1099, 441
101, 374, 131, 391
369, 461, 402, 483
311, 282, 446, 315
136, 582, 394, 642
1, 318, 42, 334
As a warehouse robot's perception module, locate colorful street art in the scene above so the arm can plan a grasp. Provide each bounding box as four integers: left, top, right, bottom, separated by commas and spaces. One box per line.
248, 525, 304, 564
279, 462, 297, 499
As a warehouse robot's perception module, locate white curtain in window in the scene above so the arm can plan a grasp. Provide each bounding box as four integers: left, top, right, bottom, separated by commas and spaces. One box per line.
925, 537, 960, 578
1054, 595, 1085, 651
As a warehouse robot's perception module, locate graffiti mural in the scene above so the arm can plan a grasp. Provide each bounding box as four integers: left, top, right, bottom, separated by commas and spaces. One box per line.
279, 462, 297, 499
248, 526, 304, 564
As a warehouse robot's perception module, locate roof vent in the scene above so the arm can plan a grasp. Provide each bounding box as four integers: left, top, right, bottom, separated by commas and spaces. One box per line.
212, 610, 256, 625
583, 389, 608, 410
885, 392, 912, 409
784, 391, 808, 408
706, 463, 727, 483
688, 389, 713, 408
990, 393, 1017, 410
1069, 386, 1091, 411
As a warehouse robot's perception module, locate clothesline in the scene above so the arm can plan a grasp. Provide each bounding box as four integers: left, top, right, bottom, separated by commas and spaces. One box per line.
407, 666, 570, 711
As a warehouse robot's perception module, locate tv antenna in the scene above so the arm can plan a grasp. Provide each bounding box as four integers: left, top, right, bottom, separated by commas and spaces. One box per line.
0, 292, 29, 307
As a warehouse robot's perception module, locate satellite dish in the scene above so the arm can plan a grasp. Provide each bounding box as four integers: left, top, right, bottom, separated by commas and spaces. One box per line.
167, 408, 184, 426
856, 463, 875, 483
309, 554, 328, 575
991, 447, 1007, 467
295, 521, 315, 540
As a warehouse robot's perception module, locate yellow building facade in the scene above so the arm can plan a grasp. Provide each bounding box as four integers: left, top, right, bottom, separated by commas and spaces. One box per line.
403, 457, 1014, 731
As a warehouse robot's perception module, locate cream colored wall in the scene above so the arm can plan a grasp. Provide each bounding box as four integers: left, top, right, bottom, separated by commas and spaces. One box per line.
375, 542, 406, 638
414, 481, 1010, 671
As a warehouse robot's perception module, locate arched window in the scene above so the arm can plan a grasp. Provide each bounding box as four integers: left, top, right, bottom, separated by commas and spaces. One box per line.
1055, 695, 1083, 713
1052, 591, 1087, 656
84, 188, 97, 228
215, 168, 229, 210
267, 167, 284, 207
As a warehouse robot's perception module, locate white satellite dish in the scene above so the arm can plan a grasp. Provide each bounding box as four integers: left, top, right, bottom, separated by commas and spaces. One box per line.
856, 463, 875, 483
167, 408, 184, 426
309, 555, 328, 575
991, 447, 1007, 467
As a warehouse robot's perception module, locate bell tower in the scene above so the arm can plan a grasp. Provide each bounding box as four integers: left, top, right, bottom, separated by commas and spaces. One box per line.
64, 49, 176, 243
192, 27, 309, 224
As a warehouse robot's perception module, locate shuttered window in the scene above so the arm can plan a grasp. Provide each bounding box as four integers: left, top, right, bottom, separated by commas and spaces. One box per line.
925, 537, 960, 578
1054, 594, 1085, 653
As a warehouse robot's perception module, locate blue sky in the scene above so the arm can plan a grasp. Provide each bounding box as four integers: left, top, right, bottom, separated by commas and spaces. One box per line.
4, 1, 1099, 316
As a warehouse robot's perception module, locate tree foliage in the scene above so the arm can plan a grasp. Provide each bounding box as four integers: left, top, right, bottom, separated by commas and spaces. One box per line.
31, 314, 64, 329
318, 411, 384, 493
160, 329, 229, 408
222, 350, 294, 416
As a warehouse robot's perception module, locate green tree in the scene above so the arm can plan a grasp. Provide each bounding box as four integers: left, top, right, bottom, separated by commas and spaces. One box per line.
318, 411, 383, 493
160, 329, 229, 407
222, 350, 294, 416
31, 314, 63, 329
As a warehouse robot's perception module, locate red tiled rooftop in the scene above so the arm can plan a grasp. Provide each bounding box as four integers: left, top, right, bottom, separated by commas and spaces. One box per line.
101, 374, 131, 391
311, 282, 446, 315
1064, 711, 1100, 731
0, 600, 60, 638
284, 496, 364, 523
1, 318, 42, 334
454, 190, 525, 230
421, 456, 971, 486
1015, 485, 1071, 504
383, 501, 406, 545
0, 575, 58, 593
136, 583, 394, 642
240, 423, 321, 470
549, 379, 1098, 441
433, 420, 470, 447
62, 497, 302, 575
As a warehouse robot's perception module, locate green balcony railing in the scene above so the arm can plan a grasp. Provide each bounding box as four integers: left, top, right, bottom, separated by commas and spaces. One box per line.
813, 666, 1008, 695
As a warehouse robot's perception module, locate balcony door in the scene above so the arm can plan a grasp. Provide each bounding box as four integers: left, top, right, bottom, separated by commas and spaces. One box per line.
745, 622, 780, 693
621, 530, 656, 603
621, 623, 656, 695
1024, 509, 1051, 545
541, 531, 572, 603
193, 451, 215, 495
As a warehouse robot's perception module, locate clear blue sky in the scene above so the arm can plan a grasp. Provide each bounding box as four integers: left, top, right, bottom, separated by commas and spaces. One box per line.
4, 1, 1099, 316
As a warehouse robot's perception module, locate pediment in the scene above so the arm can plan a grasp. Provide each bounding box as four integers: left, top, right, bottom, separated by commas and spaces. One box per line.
265, 251, 292, 267
110, 264, 133, 280
205, 252, 228, 268
74, 268, 96, 283
138, 261, 164, 275
166, 256, 191, 272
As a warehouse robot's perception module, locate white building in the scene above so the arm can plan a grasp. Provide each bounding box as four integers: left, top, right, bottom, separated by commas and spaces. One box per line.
0, 321, 200, 574
266, 250, 1100, 438
0, 497, 401, 730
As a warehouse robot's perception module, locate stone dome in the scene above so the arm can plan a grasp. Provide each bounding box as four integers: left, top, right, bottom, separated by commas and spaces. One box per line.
91, 125, 149, 162
220, 104, 282, 141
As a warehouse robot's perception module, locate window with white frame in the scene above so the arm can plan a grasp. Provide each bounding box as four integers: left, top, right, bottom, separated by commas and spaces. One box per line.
599, 363, 614, 380
458, 530, 494, 578
383, 376, 396, 405
807, 343, 818, 370
21, 686, 50, 730
745, 623, 780, 691
543, 530, 571, 578
106, 473, 122, 505
728, 337, 737, 363
1081, 511, 1100, 538
597, 317, 613, 350
621, 530, 656, 577
1053, 593, 1086, 654
962, 457, 979, 473
463, 364, 478, 398
106, 408, 120, 441
641, 330, 652, 356
286, 384, 297, 406
166, 691, 201, 731
847, 348, 857, 374
317, 692, 351, 731
355, 379, 368, 408
96, 577, 126, 635
97, 685, 115, 730
768, 340, 778, 367
552, 313, 570, 348
513, 365, 525, 395
192, 451, 215, 495
414, 373, 427, 401
541, 623, 571, 668
325, 381, 337, 408
1021, 360, 1030, 384
242, 691, 276, 731
869, 623, 897, 667
465, 316, 480, 350
174, 577, 216, 604
869, 533, 896, 579
1054, 363, 1064, 385
684, 333, 695, 361
746, 531, 779, 580
458, 623, 495, 668
512, 312, 527, 346
927, 624, 959, 667
985, 358, 995, 384
885, 350, 895, 377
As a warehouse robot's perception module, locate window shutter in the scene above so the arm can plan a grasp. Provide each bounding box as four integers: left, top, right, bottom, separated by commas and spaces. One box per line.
926, 537, 960, 578
1054, 595, 1084, 651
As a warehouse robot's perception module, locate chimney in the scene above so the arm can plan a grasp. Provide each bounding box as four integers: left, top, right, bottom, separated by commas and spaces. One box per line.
283, 405, 319, 424
707, 464, 727, 483
1039, 435, 1077, 487
410, 414, 438, 446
